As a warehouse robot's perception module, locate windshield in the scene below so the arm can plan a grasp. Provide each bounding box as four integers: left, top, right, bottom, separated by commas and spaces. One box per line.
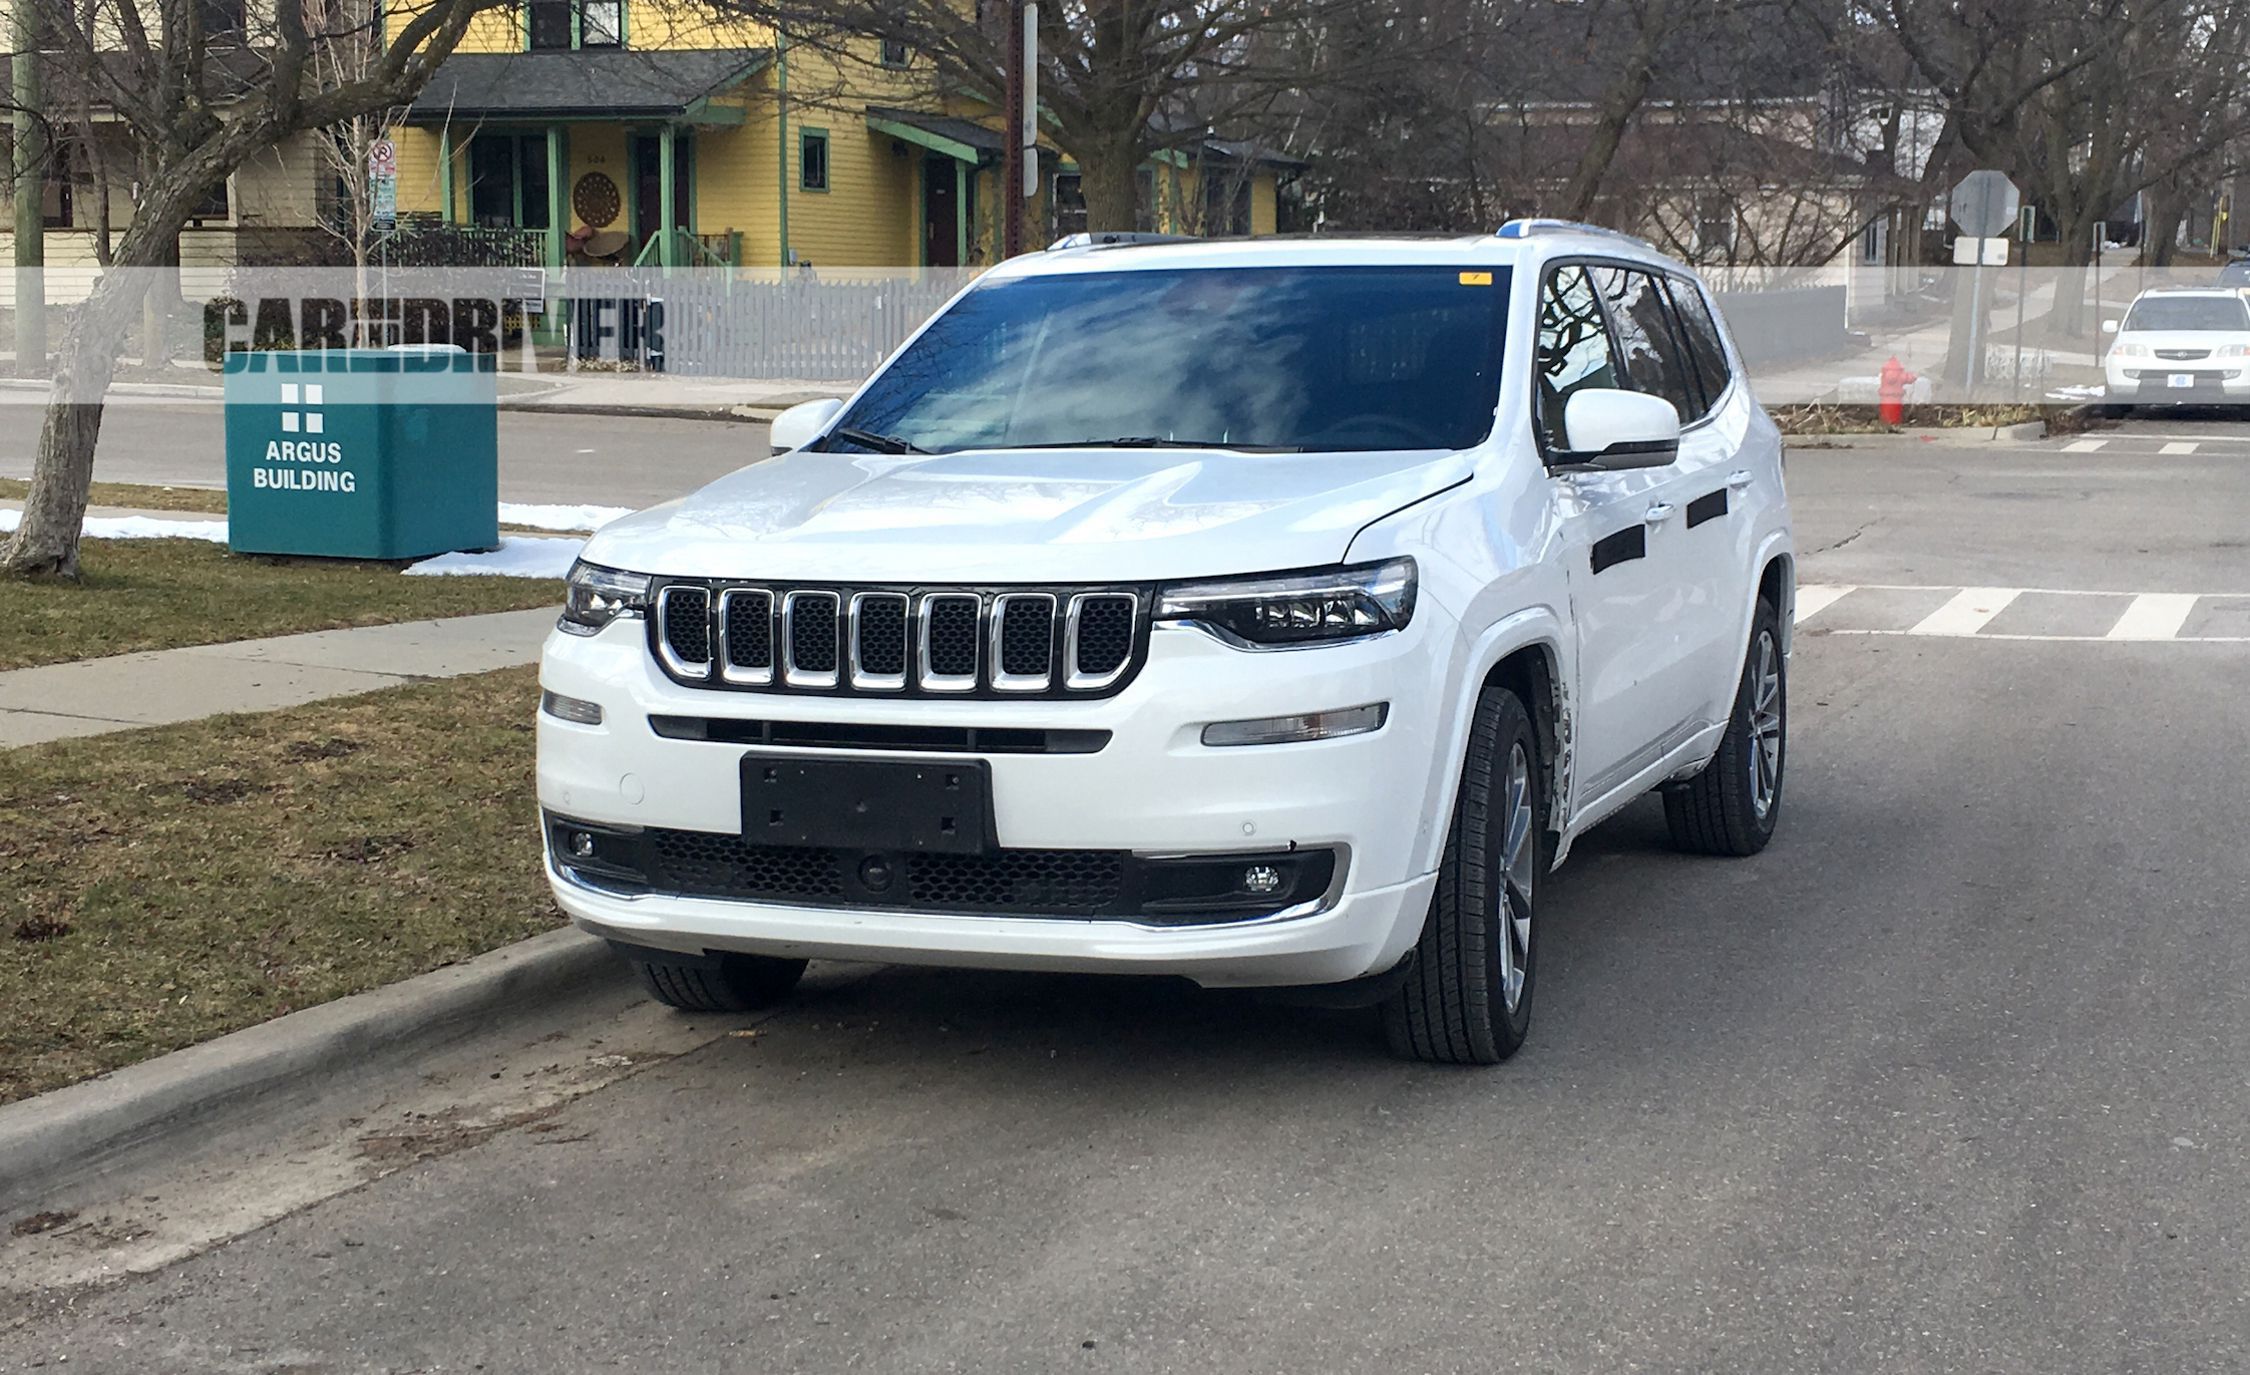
823, 266, 1512, 455
2124, 296, 2250, 332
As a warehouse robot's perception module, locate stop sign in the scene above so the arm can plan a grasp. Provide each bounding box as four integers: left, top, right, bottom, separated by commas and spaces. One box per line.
1951, 170, 2021, 238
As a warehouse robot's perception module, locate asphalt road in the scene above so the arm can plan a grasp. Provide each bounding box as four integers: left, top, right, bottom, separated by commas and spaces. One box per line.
4, 419, 2250, 1372
0, 402, 772, 509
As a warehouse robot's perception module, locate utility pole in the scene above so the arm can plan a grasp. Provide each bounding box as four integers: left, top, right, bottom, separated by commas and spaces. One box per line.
11, 1, 47, 373
1002, 0, 1025, 259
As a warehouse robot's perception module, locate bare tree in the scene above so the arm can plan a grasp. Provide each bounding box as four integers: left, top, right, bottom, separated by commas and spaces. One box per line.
3, 0, 506, 580
701, 0, 1361, 232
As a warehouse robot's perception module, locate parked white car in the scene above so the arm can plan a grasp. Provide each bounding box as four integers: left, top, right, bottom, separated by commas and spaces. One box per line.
2104, 287, 2250, 406
537, 223, 1796, 1064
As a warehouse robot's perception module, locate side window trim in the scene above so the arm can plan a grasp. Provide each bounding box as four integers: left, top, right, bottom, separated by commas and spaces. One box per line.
1661, 272, 1735, 422
1534, 256, 1631, 466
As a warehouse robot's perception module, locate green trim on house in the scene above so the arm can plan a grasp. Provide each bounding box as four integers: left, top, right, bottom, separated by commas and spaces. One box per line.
865, 113, 980, 167
799, 127, 830, 193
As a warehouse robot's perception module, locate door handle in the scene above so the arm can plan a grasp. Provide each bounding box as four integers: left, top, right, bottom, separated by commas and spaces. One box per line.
1643, 502, 1677, 525
1727, 469, 1755, 491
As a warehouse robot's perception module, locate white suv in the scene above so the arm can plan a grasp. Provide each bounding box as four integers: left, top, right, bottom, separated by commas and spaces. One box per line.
538, 223, 1795, 1064
2103, 287, 2250, 406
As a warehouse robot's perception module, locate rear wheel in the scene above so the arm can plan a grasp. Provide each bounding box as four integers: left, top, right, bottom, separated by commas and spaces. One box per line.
1382, 685, 1544, 1065
1664, 599, 1786, 857
626, 948, 808, 1014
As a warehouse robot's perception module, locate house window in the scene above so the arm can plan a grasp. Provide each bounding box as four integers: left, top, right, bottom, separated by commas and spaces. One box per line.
880, 37, 910, 67
469, 134, 551, 230
188, 176, 231, 224
1052, 172, 1084, 238
1202, 167, 1251, 237
200, 0, 247, 39
529, 0, 621, 50
800, 130, 830, 193
1694, 196, 1737, 258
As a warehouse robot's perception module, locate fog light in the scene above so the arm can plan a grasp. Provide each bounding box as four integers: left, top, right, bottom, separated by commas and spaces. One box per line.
568, 830, 598, 859
1201, 703, 1388, 748
1241, 864, 1284, 896
541, 690, 604, 726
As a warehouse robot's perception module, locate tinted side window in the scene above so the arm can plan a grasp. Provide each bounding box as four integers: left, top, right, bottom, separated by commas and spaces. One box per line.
1536, 265, 1620, 452
1594, 267, 1701, 422
1665, 277, 1733, 411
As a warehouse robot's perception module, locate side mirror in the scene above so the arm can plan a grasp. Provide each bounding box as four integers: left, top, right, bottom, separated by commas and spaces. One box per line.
769, 397, 845, 455
1557, 389, 1681, 471
2102, 319, 2121, 335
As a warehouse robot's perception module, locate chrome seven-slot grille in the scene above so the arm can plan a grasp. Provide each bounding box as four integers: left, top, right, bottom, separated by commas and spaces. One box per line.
650, 582, 1147, 699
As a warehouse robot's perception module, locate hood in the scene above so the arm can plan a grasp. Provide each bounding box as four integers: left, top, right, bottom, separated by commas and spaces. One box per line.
581, 447, 1474, 583
2118, 329, 2249, 356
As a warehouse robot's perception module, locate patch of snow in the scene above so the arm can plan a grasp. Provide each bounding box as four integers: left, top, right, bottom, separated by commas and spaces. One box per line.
497, 502, 634, 533
404, 536, 583, 579
0, 508, 230, 542
2047, 384, 2107, 401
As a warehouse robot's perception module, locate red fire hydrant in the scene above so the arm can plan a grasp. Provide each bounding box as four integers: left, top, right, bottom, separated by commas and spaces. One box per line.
1878, 356, 1918, 427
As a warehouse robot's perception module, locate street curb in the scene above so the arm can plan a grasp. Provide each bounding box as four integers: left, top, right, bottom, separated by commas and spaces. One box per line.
0, 378, 219, 401
0, 926, 621, 1213
1791, 420, 2049, 448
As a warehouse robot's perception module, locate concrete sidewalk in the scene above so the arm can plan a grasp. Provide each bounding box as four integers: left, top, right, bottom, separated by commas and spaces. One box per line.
0, 607, 555, 746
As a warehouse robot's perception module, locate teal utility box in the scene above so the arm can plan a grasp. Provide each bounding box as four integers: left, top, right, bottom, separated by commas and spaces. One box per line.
223, 349, 499, 559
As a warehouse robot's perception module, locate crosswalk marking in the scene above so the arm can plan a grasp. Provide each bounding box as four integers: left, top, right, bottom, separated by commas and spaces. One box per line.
1909, 587, 2021, 637
1793, 585, 1854, 625
2161, 442, 2201, 455
2106, 593, 2200, 641
1793, 584, 2246, 643
2065, 439, 2110, 453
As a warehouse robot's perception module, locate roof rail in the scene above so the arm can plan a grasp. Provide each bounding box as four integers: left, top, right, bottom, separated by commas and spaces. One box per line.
1494, 218, 1655, 248
1047, 231, 1199, 252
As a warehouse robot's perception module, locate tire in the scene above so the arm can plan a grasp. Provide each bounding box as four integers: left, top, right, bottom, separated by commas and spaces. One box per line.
1382, 685, 1545, 1065
1664, 599, 1786, 857
628, 948, 808, 1014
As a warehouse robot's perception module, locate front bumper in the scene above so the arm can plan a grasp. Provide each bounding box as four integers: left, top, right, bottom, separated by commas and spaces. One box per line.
2106, 364, 2250, 403
535, 615, 1454, 988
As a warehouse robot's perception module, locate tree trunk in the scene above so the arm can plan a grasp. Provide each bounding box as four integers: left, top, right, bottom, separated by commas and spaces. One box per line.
1, 267, 147, 578
141, 232, 181, 369
1079, 148, 1142, 234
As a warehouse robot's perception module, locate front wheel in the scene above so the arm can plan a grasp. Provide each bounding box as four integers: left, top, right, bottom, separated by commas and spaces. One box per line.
1664, 599, 1787, 857
626, 947, 808, 1014
1382, 685, 1545, 1065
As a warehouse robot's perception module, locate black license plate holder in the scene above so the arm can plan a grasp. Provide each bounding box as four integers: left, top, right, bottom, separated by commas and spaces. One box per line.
741, 754, 994, 854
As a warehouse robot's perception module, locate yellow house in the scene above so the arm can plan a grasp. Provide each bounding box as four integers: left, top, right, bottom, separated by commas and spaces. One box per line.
389, 0, 1295, 272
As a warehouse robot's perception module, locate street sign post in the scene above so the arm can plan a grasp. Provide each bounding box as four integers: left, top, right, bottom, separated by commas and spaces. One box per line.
1952, 171, 2022, 394
369, 138, 398, 232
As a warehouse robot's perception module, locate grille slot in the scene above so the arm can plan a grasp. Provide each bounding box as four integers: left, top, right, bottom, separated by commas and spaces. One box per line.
783, 591, 841, 688
921, 594, 983, 689
719, 590, 774, 685
907, 850, 1126, 914
657, 587, 712, 673
1069, 594, 1136, 689
651, 582, 1148, 699
648, 831, 848, 901
851, 593, 910, 687
991, 593, 1058, 691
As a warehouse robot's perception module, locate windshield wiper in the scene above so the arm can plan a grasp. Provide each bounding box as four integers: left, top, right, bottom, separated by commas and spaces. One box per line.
828, 426, 930, 455
991, 437, 1306, 454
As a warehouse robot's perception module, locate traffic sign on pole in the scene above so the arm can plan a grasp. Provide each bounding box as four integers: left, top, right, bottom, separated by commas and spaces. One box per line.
1951, 170, 2021, 239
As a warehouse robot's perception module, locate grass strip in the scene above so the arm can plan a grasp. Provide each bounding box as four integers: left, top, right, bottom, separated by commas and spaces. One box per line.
0, 665, 561, 1104
0, 538, 559, 671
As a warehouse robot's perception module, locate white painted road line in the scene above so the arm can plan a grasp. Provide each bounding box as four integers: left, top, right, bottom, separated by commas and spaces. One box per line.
2107, 593, 2200, 641
1910, 588, 2022, 637
2065, 439, 2110, 453
2161, 442, 2201, 455
1794, 586, 1854, 624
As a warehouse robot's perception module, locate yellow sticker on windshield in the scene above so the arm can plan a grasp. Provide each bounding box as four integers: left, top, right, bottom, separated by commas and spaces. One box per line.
1460, 271, 1495, 286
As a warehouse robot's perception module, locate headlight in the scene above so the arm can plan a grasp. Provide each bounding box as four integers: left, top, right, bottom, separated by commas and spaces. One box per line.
2114, 342, 2151, 359
1156, 559, 1417, 649
2218, 343, 2249, 359
558, 560, 651, 637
